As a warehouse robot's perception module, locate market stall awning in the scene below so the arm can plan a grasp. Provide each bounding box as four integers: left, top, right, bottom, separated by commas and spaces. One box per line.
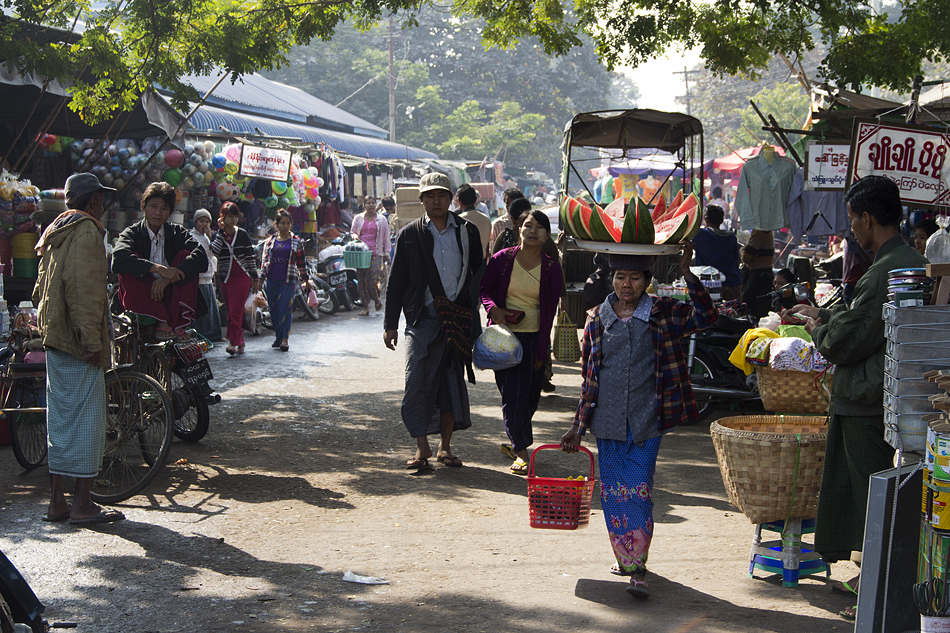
172, 72, 388, 139
711, 146, 785, 172
186, 103, 438, 161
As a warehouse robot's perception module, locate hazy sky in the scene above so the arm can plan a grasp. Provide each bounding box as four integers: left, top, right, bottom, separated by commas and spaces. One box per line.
623, 47, 703, 113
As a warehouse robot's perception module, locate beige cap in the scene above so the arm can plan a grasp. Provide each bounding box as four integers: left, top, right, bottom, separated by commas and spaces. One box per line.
419, 172, 451, 194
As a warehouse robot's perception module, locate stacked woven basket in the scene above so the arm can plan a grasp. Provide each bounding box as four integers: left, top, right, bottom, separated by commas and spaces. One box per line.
756, 366, 832, 414
710, 415, 828, 524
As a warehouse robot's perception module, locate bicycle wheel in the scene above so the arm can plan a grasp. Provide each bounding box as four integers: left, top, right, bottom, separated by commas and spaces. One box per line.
143, 346, 171, 391
91, 370, 174, 504
10, 410, 47, 470
170, 371, 210, 442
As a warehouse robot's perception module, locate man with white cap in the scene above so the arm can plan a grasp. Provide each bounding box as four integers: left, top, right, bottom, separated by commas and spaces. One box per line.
384, 172, 483, 469
33, 173, 124, 525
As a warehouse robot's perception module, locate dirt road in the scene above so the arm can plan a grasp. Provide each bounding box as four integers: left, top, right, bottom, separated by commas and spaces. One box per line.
0, 311, 858, 632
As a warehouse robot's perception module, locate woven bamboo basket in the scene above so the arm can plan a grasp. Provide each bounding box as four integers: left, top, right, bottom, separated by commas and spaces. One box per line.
756, 366, 833, 414
710, 415, 828, 524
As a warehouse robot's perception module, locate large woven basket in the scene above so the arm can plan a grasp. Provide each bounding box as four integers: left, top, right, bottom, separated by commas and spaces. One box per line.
756, 366, 832, 414
710, 415, 828, 524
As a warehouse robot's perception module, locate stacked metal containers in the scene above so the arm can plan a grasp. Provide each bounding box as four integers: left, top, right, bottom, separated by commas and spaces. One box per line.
882, 302, 950, 451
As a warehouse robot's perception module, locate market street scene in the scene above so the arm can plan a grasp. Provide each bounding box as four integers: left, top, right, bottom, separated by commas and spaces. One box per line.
0, 1, 949, 632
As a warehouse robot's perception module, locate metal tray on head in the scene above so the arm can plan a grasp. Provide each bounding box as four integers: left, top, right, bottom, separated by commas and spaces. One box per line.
885, 355, 950, 378
573, 240, 683, 255
884, 372, 941, 397
885, 322, 950, 343
882, 302, 950, 326
884, 390, 936, 414
886, 340, 950, 362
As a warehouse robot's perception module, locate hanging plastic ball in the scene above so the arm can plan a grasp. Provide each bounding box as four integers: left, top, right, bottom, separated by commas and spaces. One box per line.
198, 160, 210, 173
134, 172, 147, 184
182, 163, 196, 176
132, 188, 143, 201
189, 152, 203, 166
180, 177, 194, 189
164, 149, 184, 168
313, 195, 322, 207
277, 196, 290, 209
193, 171, 205, 185
316, 177, 325, 188
117, 147, 130, 162
306, 186, 319, 200
224, 161, 239, 176
263, 194, 278, 208
71, 141, 84, 153
271, 180, 288, 196
114, 178, 126, 190
107, 144, 118, 156
109, 166, 122, 179
204, 140, 216, 154
225, 145, 241, 162
101, 173, 115, 186
211, 153, 227, 171
163, 168, 183, 187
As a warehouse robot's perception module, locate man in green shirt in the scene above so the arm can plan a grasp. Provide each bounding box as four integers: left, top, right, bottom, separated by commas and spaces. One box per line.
782, 175, 927, 614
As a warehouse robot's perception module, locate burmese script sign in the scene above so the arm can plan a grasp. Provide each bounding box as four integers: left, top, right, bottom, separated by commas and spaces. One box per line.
805, 143, 849, 190
849, 119, 950, 207
239, 145, 292, 181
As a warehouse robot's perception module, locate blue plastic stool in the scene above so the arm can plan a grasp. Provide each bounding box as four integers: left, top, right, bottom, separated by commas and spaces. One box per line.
749, 518, 830, 588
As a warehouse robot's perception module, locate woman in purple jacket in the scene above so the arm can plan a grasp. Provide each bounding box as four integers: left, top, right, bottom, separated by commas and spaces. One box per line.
480, 210, 563, 474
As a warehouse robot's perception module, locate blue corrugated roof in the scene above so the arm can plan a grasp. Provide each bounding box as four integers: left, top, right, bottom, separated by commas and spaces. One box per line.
187, 103, 437, 161
173, 73, 388, 138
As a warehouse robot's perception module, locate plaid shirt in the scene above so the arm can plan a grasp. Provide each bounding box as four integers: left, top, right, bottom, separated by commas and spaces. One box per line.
575, 279, 718, 434
260, 233, 309, 284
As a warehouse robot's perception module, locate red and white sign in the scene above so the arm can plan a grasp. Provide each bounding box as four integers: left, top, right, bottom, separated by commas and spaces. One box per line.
805, 143, 849, 190
849, 119, 950, 207
239, 144, 292, 181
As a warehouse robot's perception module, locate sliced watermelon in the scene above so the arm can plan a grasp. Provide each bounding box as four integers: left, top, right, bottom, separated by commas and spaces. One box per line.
682, 195, 703, 240
656, 190, 683, 224
589, 205, 623, 242
621, 197, 655, 244
602, 197, 627, 224
654, 213, 691, 244
650, 193, 667, 223
570, 198, 593, 240
558, 196, 574, 238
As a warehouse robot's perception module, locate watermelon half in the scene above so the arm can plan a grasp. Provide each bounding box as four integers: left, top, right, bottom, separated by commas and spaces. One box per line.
558, 197, 574, 238
588, 204, 623, 242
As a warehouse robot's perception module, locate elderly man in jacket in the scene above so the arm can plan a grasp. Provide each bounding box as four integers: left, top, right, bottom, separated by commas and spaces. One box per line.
112, 181, 208, 339
33, 173, 124, 525
783, 175, 927, 607
384, 173, 483, 470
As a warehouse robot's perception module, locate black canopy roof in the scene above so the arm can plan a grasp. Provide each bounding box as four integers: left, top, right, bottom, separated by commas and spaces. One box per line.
564, 109, 703, 154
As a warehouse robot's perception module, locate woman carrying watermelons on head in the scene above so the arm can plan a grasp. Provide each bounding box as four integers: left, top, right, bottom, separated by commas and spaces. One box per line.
480, 210, 564, 475
560, 245, 717, 598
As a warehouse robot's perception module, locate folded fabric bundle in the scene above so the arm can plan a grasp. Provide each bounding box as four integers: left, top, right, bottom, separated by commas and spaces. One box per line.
767, 336, 834, 373
729, 327, 780, 375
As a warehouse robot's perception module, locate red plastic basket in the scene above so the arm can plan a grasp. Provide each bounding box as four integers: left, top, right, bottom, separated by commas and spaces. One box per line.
527, 444, 596, 530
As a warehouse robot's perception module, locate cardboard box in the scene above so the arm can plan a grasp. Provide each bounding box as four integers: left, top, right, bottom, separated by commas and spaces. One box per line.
395, 187, 419, 204
397, 202, 425, 219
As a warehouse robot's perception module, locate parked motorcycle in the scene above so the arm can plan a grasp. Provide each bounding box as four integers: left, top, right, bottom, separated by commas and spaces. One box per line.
685, 314, 760, 423
162, 336, 219, 442
317, 235, 361, 311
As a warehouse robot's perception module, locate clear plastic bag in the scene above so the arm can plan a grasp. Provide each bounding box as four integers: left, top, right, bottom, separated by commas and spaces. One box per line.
473, 324, 523, 371
926, 216, 950, 264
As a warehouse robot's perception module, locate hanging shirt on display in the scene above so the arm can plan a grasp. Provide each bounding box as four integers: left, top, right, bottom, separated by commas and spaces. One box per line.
735, 151, 795, 231
785, 168, 849, 240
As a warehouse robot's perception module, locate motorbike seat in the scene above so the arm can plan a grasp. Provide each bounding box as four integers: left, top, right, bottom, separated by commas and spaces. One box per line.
714, 314, 753, 334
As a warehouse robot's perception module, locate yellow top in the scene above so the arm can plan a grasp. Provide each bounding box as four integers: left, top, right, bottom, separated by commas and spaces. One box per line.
505, 258, 541, 332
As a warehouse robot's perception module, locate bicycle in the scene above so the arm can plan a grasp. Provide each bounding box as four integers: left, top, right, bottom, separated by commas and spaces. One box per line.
3, 326, 175, 503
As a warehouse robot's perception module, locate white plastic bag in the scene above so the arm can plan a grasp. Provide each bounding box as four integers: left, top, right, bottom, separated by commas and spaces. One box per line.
473, 324, 523, 371
926, 216, 950, 264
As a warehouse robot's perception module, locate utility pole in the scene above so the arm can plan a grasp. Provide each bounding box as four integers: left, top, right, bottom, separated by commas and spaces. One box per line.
388, 17, 396, 143
672, 67, 700, 115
